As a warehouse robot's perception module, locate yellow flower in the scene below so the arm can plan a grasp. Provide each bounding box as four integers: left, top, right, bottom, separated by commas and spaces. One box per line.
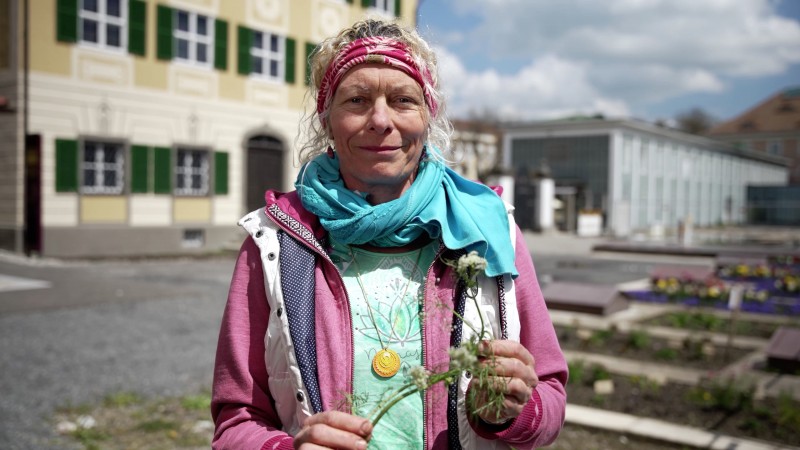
735, 264, 750, 276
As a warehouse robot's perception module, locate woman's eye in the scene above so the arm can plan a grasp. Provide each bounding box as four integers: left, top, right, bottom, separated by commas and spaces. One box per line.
396, 97, 419, 105
349, 97, 363, 104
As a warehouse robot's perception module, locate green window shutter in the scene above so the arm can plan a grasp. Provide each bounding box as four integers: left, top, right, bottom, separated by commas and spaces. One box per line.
346, 0, 353, 3
55, 139, 78, 192
156, 5, 173, 60
214, 19, 228, 71
284, 37, 296, 84
237, 26, 253, 75
305, 42, 317, 86
130, 145, 150, 193
56, 0, 78, 43
154, 147, 172, 194
128, 0, 146, 56
395, 0, 402, 17
214, 151, 229, 195
361, 0, 370, 7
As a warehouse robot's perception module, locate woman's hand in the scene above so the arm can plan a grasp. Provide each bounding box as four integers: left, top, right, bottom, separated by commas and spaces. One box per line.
293, 411, 372, 449
468, 340, 538, 425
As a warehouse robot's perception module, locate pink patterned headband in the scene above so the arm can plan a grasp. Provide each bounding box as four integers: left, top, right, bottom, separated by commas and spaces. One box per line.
316, 36, 438, 123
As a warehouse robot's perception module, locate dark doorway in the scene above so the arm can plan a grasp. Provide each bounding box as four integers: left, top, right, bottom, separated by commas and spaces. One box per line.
513, 166, 537, 231
246, 135, 284, 213
24, 134, 42, 255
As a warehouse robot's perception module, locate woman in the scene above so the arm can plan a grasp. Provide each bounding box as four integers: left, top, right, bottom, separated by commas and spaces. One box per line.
212, 19, 567, 450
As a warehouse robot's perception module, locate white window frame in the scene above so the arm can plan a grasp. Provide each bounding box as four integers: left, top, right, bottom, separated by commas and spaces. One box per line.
79, 0, 128, 51
81, 140, 125, 195
175, 148, 210, 196
367, 0, 395, 15
250, 30, 285, 81
173, 10, 214, 68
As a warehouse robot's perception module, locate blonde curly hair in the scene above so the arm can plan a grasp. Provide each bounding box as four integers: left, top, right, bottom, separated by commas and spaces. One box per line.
296, 19, 452, 165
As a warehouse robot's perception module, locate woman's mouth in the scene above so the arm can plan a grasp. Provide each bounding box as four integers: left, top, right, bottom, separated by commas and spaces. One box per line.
360, 145, 401, 152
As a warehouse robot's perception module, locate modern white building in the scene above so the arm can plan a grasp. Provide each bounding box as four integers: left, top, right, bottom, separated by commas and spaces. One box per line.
503, 118, 788, 236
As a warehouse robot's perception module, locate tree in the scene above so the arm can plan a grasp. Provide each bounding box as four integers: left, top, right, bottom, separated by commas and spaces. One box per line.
451, 113, 504, 182
675, 107, 716, 135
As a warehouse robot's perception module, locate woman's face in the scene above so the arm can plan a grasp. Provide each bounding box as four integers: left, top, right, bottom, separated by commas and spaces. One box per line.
328, 64, 427, 204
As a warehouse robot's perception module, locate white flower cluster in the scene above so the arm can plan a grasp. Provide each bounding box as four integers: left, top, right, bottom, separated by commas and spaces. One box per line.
457, 251, 487, 275
408, 365, 431, 390
448, 346, 478, 372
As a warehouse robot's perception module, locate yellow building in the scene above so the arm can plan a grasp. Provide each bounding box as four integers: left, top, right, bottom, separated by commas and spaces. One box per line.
0, 0, 418, 257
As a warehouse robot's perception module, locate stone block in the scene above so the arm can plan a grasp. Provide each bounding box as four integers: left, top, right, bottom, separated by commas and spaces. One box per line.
593, 379, 615, 395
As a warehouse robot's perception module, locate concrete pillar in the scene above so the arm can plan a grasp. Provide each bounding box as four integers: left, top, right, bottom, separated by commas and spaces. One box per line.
487, 173, 515, 205
536, 177, 555, 231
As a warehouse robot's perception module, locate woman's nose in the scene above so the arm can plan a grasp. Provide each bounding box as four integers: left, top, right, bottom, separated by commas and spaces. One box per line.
367, 99, 392, 134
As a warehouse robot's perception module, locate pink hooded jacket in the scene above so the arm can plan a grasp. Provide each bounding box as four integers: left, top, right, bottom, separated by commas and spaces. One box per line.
211, 190, 568, 449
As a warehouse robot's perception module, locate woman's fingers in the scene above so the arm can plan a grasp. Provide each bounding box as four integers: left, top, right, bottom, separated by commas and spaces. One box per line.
469, 377, 529, 423
466, 340, 540, 424
474, 376, 532, 404
477, 340, 538, 389
294, 411, 372, 450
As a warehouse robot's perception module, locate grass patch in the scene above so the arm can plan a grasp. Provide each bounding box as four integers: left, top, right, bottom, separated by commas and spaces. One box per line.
54, 389, 213, 450
181, 393, 212, 411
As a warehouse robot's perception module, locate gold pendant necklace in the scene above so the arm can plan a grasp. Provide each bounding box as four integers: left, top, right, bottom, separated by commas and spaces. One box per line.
348, 246, 424, 378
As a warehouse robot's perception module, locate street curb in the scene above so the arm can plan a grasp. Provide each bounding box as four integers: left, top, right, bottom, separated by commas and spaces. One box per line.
565, 404, 799, 450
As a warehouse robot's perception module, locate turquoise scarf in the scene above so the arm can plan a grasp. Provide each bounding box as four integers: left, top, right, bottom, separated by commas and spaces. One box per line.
295, 147, 518, 278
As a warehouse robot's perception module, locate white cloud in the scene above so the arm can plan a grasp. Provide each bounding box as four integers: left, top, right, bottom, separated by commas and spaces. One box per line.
429, 0, 800, 119
436, 46, 631, 120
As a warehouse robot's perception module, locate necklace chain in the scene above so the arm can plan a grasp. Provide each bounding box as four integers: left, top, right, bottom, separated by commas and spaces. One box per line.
348, 245, 424, 377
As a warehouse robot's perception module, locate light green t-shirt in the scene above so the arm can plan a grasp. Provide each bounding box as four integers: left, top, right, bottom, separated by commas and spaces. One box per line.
329, 238, 438, 449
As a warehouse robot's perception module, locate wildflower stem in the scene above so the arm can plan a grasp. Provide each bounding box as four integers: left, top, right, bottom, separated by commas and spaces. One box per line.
368, 370, 463, 427
467, 284, 487, 341
367, 382, 416, 424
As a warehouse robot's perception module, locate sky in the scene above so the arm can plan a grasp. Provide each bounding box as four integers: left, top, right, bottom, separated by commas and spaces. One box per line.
415, 0, 800, 124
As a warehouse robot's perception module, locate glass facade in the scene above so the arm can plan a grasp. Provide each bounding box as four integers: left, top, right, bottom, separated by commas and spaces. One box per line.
511, 135, 609, 211
747, 186, 800, 225
507, 120, 788, 235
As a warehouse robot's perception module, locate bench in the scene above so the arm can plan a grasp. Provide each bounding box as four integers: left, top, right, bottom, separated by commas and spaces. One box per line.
541, 281, 628, 316
766, 327, 800, 373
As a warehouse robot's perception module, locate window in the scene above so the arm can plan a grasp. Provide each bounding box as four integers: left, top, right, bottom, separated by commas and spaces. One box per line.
82, 141, 125, 194
182, 229, 205, 248
251, 31, 284, 80
365, 0, 396, 15
79, 0, 127, 50
237, 26, 296, 83
174, 10, 213, 66
156, 5, 226, 69
768, 140, 783, 156
175, 149, 209, 196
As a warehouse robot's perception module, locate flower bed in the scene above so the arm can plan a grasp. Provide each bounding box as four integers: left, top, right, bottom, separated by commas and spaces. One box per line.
624, 289, 800, 315
641, 311, 795, 339
567, 360, 800, 447
624, 256, 800, 316
555, 326, 752, 371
